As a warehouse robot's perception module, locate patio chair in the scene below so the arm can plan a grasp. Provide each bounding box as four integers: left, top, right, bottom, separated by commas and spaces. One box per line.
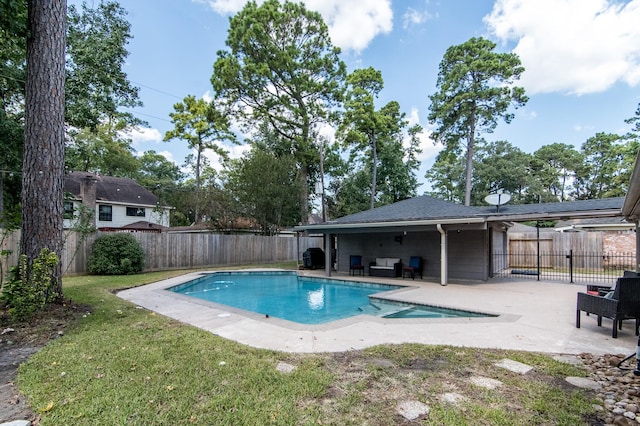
349, 255, 365, 276
576, 277, 640, 338
402, 256, 423, 279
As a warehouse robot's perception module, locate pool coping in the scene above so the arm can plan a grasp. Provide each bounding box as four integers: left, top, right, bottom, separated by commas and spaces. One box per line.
132, 269, 513, 332
117, 268, 638, 355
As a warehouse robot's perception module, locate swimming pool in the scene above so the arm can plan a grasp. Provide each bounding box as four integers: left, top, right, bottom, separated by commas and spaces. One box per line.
169, 271, 492, 324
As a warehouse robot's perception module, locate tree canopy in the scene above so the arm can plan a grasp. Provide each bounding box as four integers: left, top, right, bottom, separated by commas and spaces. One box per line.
212, 0, 347, 224
164, 95, 235, 224
428, 37, 528, 206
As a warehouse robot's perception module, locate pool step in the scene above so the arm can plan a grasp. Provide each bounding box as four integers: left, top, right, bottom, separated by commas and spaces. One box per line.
379, 306, 416, 318
359, 301, 416, 317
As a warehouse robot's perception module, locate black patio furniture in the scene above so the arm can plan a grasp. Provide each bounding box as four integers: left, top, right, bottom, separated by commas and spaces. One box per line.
576, 277, 640, 338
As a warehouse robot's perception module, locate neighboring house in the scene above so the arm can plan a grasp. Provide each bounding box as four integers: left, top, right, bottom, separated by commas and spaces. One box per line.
296, 195, 624, 284
64, 172, 171, 232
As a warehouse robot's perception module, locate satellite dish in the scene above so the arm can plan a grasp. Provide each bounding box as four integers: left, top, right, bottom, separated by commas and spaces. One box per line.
484, 192, 511, 212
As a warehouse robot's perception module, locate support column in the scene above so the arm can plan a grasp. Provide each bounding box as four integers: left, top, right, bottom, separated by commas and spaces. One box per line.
636, 222, 640, 273
324, 233, 332, 277
437, 224, 448, 286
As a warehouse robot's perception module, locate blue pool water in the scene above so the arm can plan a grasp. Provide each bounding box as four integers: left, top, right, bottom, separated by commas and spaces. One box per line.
169, 271, 491, 324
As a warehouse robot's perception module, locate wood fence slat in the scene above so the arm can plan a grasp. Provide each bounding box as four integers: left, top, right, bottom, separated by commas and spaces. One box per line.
0, 230, 322, 277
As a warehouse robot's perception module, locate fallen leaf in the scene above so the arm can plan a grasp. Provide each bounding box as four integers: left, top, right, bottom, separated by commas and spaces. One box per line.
40, 401, 54, 413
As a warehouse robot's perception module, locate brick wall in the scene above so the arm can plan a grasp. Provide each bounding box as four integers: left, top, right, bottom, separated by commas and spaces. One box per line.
603, 231, 636, 255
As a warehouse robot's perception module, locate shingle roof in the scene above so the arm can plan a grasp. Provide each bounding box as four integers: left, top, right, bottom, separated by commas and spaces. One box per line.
329, 195, 481, 224
65, 172, 158, 206
306, 195, 625, 229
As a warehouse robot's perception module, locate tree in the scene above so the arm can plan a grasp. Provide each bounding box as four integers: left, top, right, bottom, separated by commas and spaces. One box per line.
65, 0, 141, 130
425, 146, 466, 203
164, 95, 234, 224
224, 149, 302, 234
428, 37, 527, 206
573, 133, 627, 199
532, 143, 583, 201
340, 67, 384, 209
20, 0, 66, 299
212, 0, 346, 224
0, 0, 27, 228
373, 102, 418, 204
136, 150, 184, 206
66, 120, 140, 176
472, 140, 534, 204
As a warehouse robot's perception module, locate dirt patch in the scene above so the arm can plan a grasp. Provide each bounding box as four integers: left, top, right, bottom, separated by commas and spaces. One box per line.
0, 301, 89, 424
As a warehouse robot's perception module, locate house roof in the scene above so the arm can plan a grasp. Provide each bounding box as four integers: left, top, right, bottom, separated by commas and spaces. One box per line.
554, 216, 633, 232
296, 195, 625, 232
65, 172, 159, 206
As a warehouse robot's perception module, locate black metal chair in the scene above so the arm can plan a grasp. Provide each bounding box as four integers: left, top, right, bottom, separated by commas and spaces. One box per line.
349, 255, 364, 276
576, 277, 640, 338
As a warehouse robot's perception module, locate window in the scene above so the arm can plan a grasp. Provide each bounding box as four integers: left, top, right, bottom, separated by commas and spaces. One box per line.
126, 207, 146, 217
98, 205, 112, 221
63, 201, 74, 220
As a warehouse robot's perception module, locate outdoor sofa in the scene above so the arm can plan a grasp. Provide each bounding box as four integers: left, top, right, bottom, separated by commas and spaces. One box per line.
369, 257, 402, 278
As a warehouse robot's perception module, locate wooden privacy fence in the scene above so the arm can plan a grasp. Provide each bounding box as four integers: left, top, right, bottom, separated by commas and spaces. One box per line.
498, 231, 637, 283
1, 230, 323, 277
509, 231, 608, 269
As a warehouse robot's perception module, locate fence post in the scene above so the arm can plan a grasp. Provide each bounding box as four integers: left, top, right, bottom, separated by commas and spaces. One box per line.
536, 223, 540, 281
567, 249, 574, 283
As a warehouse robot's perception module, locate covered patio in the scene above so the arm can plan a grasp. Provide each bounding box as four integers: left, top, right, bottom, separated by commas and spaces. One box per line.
298, 196, 624, 284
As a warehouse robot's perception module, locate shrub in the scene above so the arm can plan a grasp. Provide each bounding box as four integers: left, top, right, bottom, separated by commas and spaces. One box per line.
1, 248, 59, 321
87, 233, 145, 275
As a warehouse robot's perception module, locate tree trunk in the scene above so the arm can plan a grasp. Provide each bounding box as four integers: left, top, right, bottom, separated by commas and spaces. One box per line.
21, 0, 67, 298
464, 112, 476, 207
194, 141, 202, 224
299, 165, 309, 225
0, 172, 4, 227
370, 132, 377, 210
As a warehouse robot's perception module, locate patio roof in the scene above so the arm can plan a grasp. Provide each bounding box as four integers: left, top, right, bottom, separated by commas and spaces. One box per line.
623, 150, 640, 222
297, 195, 625, 232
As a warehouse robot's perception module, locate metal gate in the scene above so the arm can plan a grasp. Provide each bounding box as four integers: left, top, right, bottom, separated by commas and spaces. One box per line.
493, 251, 636, 284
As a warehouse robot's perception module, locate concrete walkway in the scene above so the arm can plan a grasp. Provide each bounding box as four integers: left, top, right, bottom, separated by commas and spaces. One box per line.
117, 269, 638, 355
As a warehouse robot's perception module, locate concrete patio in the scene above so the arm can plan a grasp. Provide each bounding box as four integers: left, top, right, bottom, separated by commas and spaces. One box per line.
117, 269, 639, 356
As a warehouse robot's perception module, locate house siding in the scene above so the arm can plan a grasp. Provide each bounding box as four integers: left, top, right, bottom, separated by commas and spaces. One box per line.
96, 203, 170, 228
64, 201, 170, 229
336, 228, 491, 281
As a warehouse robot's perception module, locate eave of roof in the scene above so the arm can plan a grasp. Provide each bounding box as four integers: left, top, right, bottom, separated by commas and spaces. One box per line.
296, 196, 625, 233
297, 216, 486, 232
623, 150, 640, 222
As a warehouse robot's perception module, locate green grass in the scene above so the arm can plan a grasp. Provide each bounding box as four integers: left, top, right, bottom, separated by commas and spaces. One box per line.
17, 264, 600, 425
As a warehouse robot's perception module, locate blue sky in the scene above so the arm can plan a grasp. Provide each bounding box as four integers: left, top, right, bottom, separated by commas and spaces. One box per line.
113, 0, 640, 193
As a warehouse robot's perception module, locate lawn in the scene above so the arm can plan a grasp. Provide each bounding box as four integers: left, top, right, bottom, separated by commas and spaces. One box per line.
15, 264, 598, 425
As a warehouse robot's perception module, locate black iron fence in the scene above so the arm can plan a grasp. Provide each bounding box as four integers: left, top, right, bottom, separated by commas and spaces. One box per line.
492, 251, 636, 284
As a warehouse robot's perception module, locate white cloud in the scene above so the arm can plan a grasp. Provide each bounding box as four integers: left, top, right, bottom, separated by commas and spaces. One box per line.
484, 0, 640, 95
125, 127, 163, 145
402, 6, 432, 29
198, 0, 393, 52
201, 90, 214, 103
194, 0, 246, 14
